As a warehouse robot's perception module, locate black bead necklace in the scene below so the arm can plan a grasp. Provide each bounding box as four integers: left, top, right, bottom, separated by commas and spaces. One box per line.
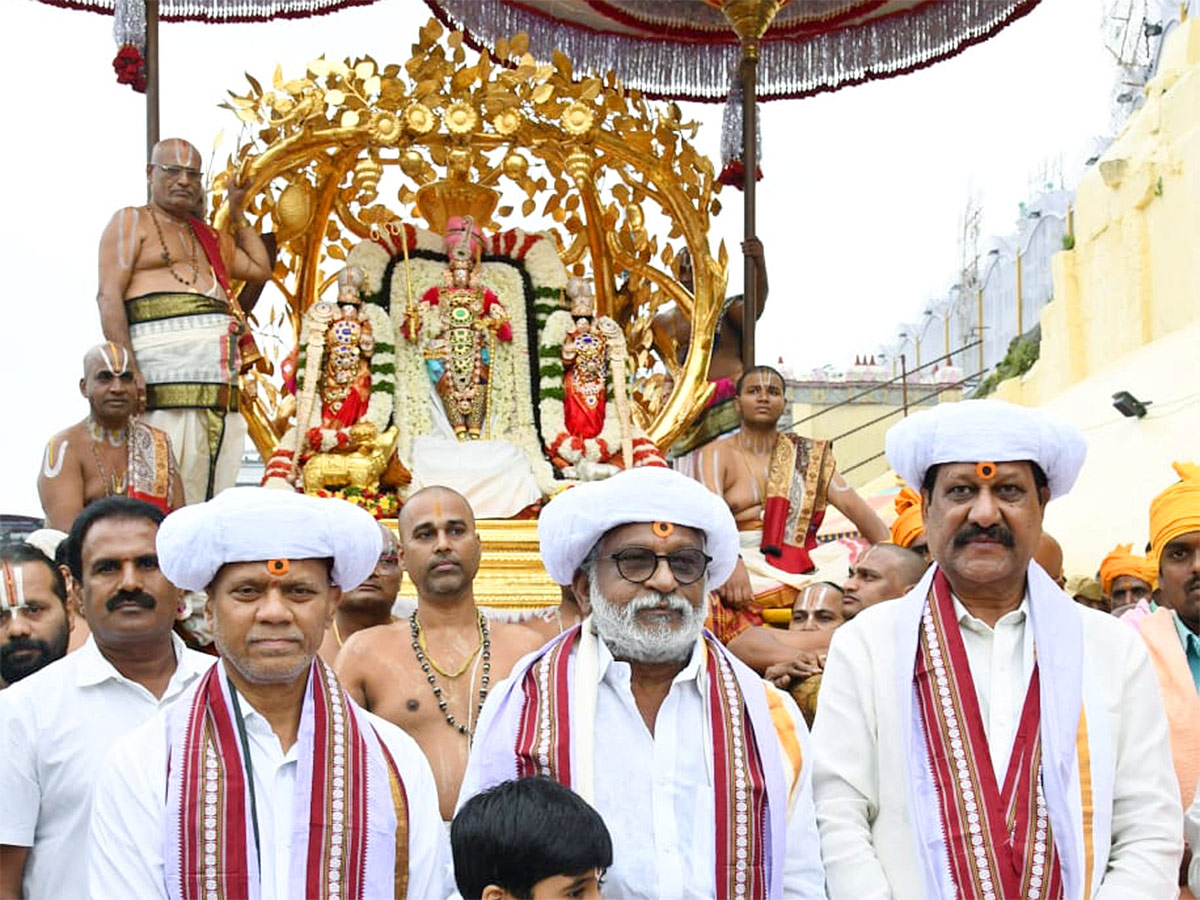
409, 609, 490, 738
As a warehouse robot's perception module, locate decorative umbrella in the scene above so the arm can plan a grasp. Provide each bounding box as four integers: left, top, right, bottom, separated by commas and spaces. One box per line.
424, 0, 1043, 366
32, 0, 383, 159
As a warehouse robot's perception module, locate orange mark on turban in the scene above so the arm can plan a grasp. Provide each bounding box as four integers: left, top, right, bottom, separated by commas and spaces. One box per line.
1097, 543, 1156, 595
890, 486, 924, 549
1149, 461, 1200, 568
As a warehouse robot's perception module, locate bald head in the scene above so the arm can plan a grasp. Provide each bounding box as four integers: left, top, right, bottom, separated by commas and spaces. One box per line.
398, 486, 475, 534
398, 486, 481, 599
83, 342, 131, 378
150, 138, 201, 168
1034, 532, 1065, 588
842, 543, 929, 618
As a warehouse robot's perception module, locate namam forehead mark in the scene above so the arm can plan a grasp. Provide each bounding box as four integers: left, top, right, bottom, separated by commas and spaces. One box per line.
151, 138, 201, 168
0, 561, 27, 612
84, 342, 130, 377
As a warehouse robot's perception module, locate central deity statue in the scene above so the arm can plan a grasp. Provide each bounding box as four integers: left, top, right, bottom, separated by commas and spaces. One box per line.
404, 215, 512, 440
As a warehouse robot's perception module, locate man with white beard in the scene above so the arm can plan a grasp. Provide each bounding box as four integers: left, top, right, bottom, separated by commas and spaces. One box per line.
459, 466, 826, 899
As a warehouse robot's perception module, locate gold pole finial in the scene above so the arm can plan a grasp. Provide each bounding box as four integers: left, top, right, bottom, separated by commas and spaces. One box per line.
722, 0, 782, 57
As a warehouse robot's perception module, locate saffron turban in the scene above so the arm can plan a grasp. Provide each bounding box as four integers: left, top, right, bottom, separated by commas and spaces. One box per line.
537, 466, 739, 587
885, 399, 1086, 500
157, 487, 382, 592
1148, 461, 1200, 566
890, 486, 924, 549
1098, 543, 1156, 594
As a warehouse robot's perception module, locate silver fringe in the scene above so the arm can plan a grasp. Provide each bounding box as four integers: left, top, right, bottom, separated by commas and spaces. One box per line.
428, 0, 1039, 101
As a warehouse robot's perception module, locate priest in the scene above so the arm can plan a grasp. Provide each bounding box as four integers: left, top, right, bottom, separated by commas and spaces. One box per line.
459, 466, 825, 898
87, 488, 449, 899
813, 399, 1183, 899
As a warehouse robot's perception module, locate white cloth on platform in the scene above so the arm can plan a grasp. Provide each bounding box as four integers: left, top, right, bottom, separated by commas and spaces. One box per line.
0, 635, 212, 900
884, 399, 1086, 499
410, 435, 540, 518
87, 663, 450, 900
811, 562, 1183, 900
537, 466, 740, 586
459, 627, 826, 899
143, 408, 246, 505
156, 486, 382, 591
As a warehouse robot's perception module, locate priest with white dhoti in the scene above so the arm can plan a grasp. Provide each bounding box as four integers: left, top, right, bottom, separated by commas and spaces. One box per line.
459, 466, 825, 899
87, 488, 450, 900
812, 399, 1183, 899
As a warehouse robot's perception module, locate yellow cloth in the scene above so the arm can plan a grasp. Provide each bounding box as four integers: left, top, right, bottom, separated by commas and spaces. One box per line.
889, 486, 924, 549
1149, 461, 1200, 566
1098, 543, 1157, 595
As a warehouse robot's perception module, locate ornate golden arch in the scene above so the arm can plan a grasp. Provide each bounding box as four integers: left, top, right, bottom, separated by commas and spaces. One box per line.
211, 18, 728, 460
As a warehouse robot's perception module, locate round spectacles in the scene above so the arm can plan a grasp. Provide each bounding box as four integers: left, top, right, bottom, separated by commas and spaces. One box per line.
606, 547, 711, 585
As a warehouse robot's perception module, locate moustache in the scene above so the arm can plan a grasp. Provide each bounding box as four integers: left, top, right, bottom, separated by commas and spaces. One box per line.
1185, 574, 1200, 593
106, 590, 157, 612
953, 524, 1015, 549
0, 636, 51, 658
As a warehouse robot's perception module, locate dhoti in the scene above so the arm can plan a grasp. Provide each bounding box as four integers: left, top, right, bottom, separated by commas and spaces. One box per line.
708, 529, 851, 643
126, 292, 244, 502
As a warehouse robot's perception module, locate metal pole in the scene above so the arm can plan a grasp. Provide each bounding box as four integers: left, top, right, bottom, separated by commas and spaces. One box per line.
146, 0, 160, 164
900, 353, 909, 415
740, 48, 758, 370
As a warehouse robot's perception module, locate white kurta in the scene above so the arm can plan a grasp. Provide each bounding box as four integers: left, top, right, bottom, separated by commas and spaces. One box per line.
812, 563, 1184, 900
87, 674, 451, 900
0, 635, 213, 900
459, 632, 826, 899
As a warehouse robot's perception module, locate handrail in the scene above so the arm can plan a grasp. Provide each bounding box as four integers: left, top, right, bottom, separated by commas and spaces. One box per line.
784, 338, 982, 432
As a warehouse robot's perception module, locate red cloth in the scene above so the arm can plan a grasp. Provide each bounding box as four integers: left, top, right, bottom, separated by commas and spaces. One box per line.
562, 372, 605, 439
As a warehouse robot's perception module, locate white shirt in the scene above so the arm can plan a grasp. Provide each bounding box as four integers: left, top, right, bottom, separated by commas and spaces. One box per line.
0, 635, 213, 900
590, 638, 825, 899
951, 594, 1035, 779
87, 672, 451, 900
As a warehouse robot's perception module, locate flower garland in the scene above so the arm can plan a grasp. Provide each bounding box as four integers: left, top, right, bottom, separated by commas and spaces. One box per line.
347, 223, 566, 496
313, 487, 399, 520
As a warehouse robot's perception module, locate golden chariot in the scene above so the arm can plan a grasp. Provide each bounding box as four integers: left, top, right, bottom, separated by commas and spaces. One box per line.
212, 20, 731, 610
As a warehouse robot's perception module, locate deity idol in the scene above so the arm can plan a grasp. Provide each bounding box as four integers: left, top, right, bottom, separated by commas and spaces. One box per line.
560, 276, 610, 440
403, 215, 512, 440
318, 265, 377, 442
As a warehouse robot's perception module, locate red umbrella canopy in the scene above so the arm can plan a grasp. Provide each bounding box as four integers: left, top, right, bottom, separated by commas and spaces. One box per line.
34, 0, 380, 23
423, 0, 1041, 102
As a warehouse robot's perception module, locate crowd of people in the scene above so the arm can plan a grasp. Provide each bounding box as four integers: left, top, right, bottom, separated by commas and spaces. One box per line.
0, 138, 1197, 900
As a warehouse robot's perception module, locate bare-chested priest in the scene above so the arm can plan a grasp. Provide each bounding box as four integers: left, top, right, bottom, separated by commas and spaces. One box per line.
38, 343, 184, 531
97, 138, 271, 504
316, 522, 401, 665
335, 487, 544, 820
694, 365, 889, 672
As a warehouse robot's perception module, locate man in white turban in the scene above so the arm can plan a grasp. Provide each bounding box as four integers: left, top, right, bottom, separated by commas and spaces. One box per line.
812, 400, 1183, 899
459, 466, 826, 898
87, 488, 450, 900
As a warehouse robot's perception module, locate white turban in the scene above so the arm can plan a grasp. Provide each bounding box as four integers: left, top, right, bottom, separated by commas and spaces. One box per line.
885, 399, 1086, 499
537, 466, 739, 586
157, 487, 382, 592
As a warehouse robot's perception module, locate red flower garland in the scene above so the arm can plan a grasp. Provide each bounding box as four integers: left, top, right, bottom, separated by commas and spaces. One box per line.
112, 44, 146, 93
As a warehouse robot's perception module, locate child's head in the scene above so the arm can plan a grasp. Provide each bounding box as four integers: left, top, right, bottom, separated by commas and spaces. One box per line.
451, 777, 613, 900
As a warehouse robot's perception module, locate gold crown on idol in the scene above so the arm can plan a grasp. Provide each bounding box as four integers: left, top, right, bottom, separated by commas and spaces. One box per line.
415, 178, 500, 236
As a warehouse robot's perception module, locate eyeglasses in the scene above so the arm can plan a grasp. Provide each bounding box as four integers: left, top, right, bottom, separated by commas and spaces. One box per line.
377, 552, 399, 567
606, 548, 711, 585
152, 163, 204, 181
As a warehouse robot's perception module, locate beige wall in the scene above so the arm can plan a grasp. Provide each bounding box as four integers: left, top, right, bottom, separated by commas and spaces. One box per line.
998, 19, 1200, 406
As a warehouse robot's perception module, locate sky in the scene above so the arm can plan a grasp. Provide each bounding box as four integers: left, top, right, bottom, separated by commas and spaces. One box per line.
1, 0, 1117, 517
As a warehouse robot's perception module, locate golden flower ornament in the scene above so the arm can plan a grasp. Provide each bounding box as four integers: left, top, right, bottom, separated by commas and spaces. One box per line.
561, 102, 595, 136
368, 112, 401, 144
404, 103, 435, 134
444, 101, 479, 135
492, 109, 522, 136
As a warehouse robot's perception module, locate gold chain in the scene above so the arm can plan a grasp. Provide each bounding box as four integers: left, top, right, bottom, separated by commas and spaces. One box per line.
414, 611, 483, 678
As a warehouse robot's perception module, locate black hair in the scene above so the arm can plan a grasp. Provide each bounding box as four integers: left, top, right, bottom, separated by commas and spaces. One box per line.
734, 364, 786, 395
921, 461, 1049, 501
0, 543, 67, 606
451, 777, 613, 900
65, 497, 166, 580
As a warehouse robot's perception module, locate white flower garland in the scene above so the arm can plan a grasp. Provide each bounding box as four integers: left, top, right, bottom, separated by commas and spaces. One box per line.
349, 224, 567, 496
